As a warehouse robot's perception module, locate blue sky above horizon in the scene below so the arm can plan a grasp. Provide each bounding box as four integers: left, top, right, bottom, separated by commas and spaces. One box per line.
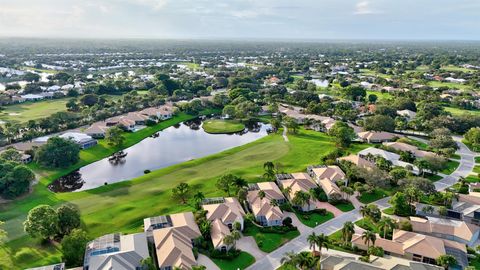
0, 0, 479, 40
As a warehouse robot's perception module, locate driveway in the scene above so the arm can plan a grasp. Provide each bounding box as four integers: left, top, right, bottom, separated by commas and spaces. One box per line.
247, 138, 476, 270
197, 254, 220, 270
237, 235, 267, 260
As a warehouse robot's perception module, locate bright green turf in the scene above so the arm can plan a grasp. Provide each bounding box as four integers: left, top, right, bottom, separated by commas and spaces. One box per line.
211, 251, 255, 270
0, 99, 70, 123
357, 189, 389, 204
293, 210, 334, 228
444, 106, 480, 117
366, 90, 393, 100
335, 202, 355, 212
202, 119, 246, 134
441, 160, 460, 175
243, 224, 300, 253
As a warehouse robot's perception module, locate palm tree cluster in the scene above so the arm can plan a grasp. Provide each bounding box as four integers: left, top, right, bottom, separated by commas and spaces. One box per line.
281, 251, 321, 270
307, 232, 329, 258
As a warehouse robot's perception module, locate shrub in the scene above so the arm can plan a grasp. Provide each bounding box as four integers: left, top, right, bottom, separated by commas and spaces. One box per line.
458, 185, 469, 194
282, 217, 293, 227
368, 246, 384, 257
210, 248, 241, 259
144, 169, 151, 174
313, 208, 327, 215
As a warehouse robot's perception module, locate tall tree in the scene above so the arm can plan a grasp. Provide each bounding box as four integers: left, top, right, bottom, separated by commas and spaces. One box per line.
341, 221, 355, 245
361, 230, 376, 250
57, 204, 81, 237
171, 182, 190, 204
24, 205, 59, 240
105, 126, 124, 147
61, 229, 89, 267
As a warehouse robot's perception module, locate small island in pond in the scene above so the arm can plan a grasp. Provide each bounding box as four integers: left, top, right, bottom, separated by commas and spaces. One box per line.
202, 119, 246, 134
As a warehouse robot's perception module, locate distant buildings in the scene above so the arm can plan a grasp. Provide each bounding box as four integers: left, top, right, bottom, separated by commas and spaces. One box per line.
308, 165, 346, 199
59, 132, 97, 149
357, 131, 400, 143
25, 263, 65, 270
276, 172, 319, 211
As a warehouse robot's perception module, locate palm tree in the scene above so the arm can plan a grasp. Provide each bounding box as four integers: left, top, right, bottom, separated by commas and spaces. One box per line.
222, 234, 235, 250
258, 190, 266, 200
283, 186, 292, 198
315, 234, 329, 259
280, 251, 299, 266
230, 229, 241, 248
263, 169, 276, 181
193, 191, 205, 209
199, 220, 211, 240
296, 252, 315, 270
307, 232, 318, 254
341, 221, 355, 245
361, 230, 376, 250
270, 199, 279, 207
292, 191, 311, 211
232, 177, 248, 191
359, 205, 370, 218
436, 255, 457, 270
264, 161, 275, 173
378, 216, 397, 238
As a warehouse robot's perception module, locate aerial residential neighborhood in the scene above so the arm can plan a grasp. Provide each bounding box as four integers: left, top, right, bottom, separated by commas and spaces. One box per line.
1, 1, 480, 270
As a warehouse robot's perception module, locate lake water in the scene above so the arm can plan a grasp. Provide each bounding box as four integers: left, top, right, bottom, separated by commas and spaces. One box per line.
49, 119, 270, 192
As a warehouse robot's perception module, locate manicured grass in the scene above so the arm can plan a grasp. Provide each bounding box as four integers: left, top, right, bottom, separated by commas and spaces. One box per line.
357, 189, 388, 204
382, 207, 395, 215
466, 176, 480, 183
469, 257, 480, 269
277, 264, 298, 270
475, 157, 480, 163
202, 119, 246, 134
474, 166, 480, 174
335, 202, 355, 212
451, 154, 461, 160
242, 224, 300, 253
293, 210, 334, 228
359, 69, 392, 79
1, 128, 362, 269
425, 173, 443, 182
366, 90, 393, 100
0, 99, 71, 123
428, 81, 471, 91
211, 251, 255, 270
440, 65, 475, 73
355, 218, 379, 234
444, 106, 480, 117
440, 160, 460, 175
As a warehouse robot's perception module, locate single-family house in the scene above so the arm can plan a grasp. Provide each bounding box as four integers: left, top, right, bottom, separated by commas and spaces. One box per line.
247, 182, 285, 226
357, 131, 400, 143
358, 147, 419, 174
397, 109, 417, 121
146, 212, 201, 270
210, 219, 233, 252
59, 132, 97, 149
106, 116, 136, 131
320, 255, 443, 270
140, 106, 174, 121
409, 216, 480, 246
382, 142, 436, 159
352, 230, 468, 269
84, 123, 109, 139
125, 112, 149, 125
83, 233, 150, 270
21, 94, 44, 101
337, 154, 376, 170
276, 172, 319, 211
308, 165, 346, 199
202, 197, 245, 230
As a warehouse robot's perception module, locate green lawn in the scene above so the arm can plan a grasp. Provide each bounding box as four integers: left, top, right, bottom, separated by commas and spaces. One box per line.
277, 264, 298, 270
426, 173, 443, 182
366, 90, 393, 100
428, 81, 471, 91
202, 119, 246, 134
335, 202, 355, 212
357, 189, 388, 204
444, 106, 480, 117
474, 166, 480, 174
293, 210, 334, 228
469, 257, 480, 269
451, 154, 461, 160
1, 127, 368, 269
355, 218, 380, 234
475, 157, 480, 163
211, 251, 255, 270
440, 65, 476, 73
243, 223, 300, 253
0, 99, 71, 124
382, 207, 395, 215
359, 69, 392, 79
441, 160, 460, 175
466, 175, 480, 183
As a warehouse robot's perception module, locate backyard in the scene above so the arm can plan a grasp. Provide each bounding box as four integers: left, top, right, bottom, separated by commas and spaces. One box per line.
211, 251, 255, 270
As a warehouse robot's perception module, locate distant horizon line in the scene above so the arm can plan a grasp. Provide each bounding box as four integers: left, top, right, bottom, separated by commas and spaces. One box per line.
0, 36, 480, 43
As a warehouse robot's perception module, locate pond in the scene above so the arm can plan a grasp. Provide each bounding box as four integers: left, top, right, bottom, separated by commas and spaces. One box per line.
49, 118, 270, 192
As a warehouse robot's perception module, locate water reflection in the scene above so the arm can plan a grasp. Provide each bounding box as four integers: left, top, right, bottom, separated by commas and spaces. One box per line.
50, 119, 270, 192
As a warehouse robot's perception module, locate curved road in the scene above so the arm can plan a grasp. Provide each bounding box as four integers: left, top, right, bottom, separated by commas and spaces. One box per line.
246, 137, 476, 270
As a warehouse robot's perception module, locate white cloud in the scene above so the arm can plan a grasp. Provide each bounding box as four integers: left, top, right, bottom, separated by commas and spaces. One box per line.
354, 0, 381, 15
127, 0, 168, 10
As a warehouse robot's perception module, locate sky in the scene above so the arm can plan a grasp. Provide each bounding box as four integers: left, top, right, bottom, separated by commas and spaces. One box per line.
0, 0, 479, 40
